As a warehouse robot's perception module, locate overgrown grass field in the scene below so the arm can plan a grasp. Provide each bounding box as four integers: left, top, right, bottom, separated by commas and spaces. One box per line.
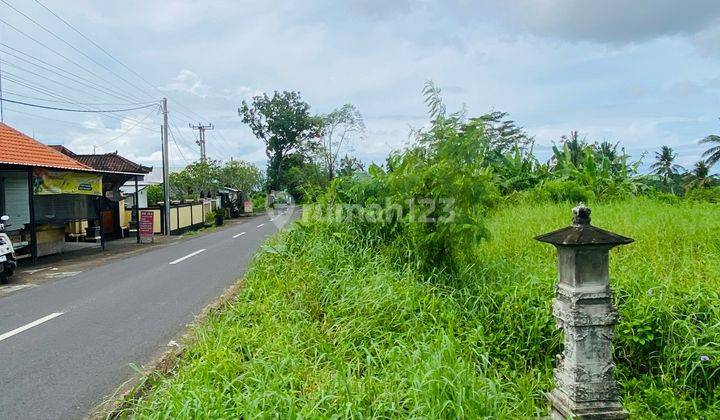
125, 198, 719, 418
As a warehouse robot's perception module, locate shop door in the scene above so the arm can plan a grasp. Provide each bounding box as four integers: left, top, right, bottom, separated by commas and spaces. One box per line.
102, 210, 114, 234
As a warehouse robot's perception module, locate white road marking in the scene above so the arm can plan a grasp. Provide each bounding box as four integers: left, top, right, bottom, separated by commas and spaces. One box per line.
233, 232, 246, 238
169, 249, 206, 265
45, 271, 81, 279
22, 267, 51, 274
0, 312, 64, 343
257, 223, 265, 228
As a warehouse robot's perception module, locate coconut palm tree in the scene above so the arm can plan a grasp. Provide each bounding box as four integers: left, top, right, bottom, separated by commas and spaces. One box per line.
700, 134, 720, 168
650, 146, 683, 191
685, 161, 712, 190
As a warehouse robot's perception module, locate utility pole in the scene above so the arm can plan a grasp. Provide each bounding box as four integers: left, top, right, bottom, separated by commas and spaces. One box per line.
189, 122, 213, 162
161, 97, 171, 236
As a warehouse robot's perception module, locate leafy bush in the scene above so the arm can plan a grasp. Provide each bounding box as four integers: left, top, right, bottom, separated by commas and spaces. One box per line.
313, 86, 500, 273
528, 179, 595, 203
684, 186, 720, 203
205, 209, 224, 226
251, 193, 266, 211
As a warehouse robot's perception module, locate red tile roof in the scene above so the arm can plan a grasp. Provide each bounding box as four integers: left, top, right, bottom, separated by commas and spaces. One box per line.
0, 123, 93, 171
49, 146, 152, 175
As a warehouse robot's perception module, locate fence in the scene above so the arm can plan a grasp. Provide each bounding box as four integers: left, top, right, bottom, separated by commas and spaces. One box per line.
125, 199, 217, 235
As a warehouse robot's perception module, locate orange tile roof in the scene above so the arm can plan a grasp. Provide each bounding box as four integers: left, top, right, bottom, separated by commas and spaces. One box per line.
0, 123, 93, 171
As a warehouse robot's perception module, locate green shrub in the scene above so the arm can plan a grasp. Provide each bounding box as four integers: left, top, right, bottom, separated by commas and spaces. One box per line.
251, 193, 267, 210
515, 179, 595, 204
205, 209, 224, 225
684, 186, 720, 203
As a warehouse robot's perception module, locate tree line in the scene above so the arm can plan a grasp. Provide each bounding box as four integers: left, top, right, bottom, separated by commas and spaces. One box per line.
239, 85, 720, 205
154, 83, 720, 206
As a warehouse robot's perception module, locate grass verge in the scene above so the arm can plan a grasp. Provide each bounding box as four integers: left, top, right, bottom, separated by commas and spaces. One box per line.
121, 198, 720, 418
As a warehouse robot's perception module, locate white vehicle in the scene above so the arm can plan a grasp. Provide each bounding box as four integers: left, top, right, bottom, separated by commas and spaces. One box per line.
0, 215, 17, 284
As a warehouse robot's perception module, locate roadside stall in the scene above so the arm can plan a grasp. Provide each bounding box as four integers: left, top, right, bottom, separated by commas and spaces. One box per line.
31, 168, 104, 256
0, 123, 106, 263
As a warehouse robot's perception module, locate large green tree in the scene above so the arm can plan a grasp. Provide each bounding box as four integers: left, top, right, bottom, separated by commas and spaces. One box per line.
168, 160, 221, 200
238, 91, 322, 191
219, 160, 263, 194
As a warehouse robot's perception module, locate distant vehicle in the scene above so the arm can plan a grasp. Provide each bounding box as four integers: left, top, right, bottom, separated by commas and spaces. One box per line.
0, 215, 17, 284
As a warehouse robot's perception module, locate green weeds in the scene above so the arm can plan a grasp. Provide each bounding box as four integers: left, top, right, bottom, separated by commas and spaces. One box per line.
125, 198, 719, 418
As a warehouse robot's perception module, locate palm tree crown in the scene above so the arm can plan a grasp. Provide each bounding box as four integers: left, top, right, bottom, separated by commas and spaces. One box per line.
700, 134, 720, 168
650, 146, 682, 181
693, 161, 709, 180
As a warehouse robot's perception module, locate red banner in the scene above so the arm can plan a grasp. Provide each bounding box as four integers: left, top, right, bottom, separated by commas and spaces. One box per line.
139, 210, 154, 243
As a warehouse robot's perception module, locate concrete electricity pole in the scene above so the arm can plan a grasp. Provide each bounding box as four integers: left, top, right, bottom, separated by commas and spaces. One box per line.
189, 122, 213, 162
161, 97, 171, 236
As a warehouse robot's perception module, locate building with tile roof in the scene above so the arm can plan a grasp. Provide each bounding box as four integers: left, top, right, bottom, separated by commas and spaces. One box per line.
0, 123, 152, 263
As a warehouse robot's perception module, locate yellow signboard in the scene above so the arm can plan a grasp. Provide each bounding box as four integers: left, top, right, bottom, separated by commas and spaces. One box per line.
33, 168, 102, 196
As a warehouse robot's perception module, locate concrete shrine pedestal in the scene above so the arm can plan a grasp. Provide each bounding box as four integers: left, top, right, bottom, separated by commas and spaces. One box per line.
536, 203, 633, 419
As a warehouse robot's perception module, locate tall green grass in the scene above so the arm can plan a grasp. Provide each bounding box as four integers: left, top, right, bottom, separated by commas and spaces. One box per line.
126, 198, 719, 418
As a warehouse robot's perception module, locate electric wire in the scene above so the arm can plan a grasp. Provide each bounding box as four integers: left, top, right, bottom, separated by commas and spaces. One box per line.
3, 104, 102, 128
0, 97, 158, 113
1, 72, 158, 131
3, 1, 225, 164
95, 104, 160, 149
0, 60, 142, 106
32, 0, 212, 125
1, 0, 156, 103
0, 45, 155, 105
0, 16, 149, 104
2, 89, 155, 107
167, 125, 191, 165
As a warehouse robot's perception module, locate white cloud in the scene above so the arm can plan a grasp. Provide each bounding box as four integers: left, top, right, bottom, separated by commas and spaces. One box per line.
161, 69, 211, 98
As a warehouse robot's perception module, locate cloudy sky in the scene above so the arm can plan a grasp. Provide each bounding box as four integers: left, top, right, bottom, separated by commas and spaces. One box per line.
2, 0, 720, 179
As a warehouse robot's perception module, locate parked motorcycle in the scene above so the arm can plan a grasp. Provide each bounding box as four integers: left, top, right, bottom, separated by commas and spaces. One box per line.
0, 215, 17, 284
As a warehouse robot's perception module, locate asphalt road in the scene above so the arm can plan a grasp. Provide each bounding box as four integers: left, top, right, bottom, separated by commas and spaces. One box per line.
0, 209, 293, 419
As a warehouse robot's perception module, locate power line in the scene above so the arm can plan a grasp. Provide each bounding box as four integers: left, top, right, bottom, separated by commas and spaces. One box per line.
0, 97, 158, 113
0, 16, 149, 104
1, 0, 157, 103
0, 44, 153, 104
0, 60, 142, 106
0, 72, 158, 131
167, 125, 191, 165
31, 0, 212, 125
168, 116, 197, 151
33, 0, 167, 101
3, 103, 99, 128
2, 89, 154, 107
95, 105, 159, 149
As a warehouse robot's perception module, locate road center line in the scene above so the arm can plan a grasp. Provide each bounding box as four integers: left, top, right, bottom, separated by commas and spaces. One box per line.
169, 249, 206, 265
0, 312, 64, 343
257, 223, 265, 228
233, 232, 246, 238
